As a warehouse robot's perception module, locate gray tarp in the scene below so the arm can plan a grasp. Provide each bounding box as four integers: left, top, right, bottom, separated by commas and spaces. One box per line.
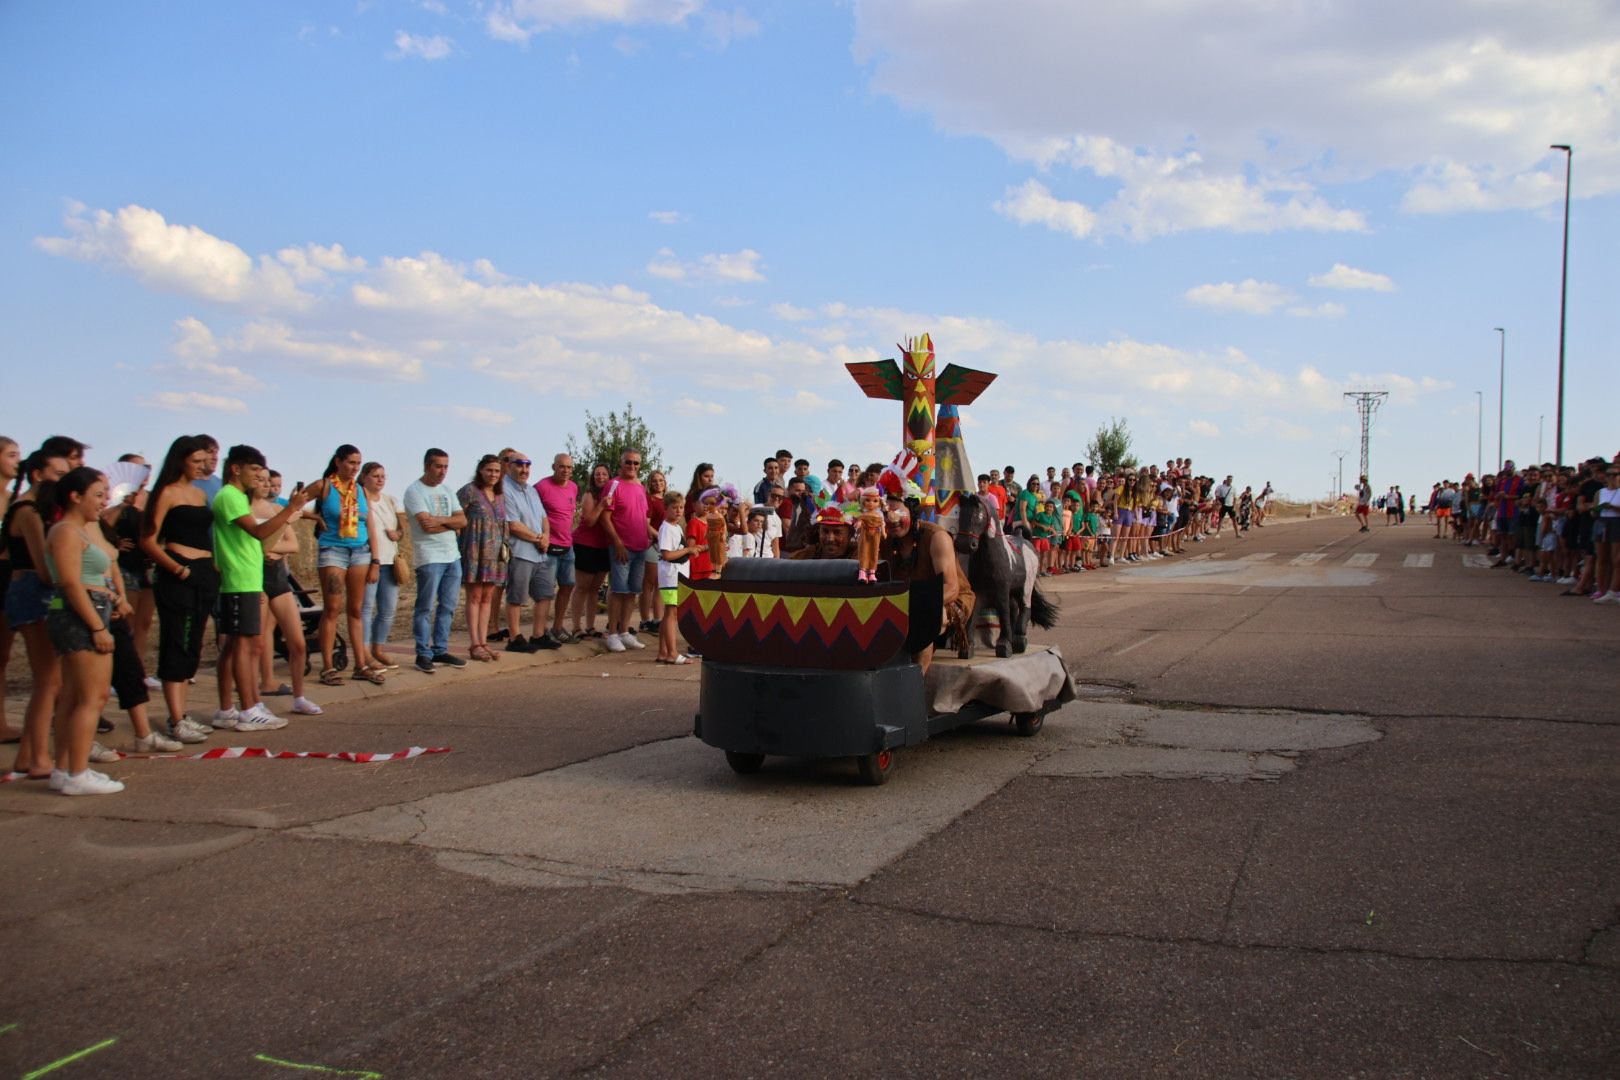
924, 645, 1076, 716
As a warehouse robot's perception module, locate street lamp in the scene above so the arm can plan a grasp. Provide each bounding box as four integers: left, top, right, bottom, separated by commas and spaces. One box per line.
1493, 327, 1505, 471
1474, 390, 1483, 478
1550, 143, 1572, 467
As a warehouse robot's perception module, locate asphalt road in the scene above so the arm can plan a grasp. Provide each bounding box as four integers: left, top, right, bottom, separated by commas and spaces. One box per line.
2, 516, 1616, 1078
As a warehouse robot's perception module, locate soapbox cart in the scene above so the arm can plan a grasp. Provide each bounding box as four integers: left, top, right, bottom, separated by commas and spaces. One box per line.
680, 558, 1075, 785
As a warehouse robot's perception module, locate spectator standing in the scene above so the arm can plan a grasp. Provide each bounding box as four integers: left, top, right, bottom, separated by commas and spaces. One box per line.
1592, 464, 1620, 602
500, 450, 556, 653
109, 454, 157, 690
0, 435, 20, 742
641, 469, 669, 633
5, 448, 71, 776
305, 444, 384, 686
655, 491, 699, 665
138, 436, 217, 743
1354, 475, 1373, 532
752, 458, 781, 508
252, 475, 320, 715
403, 448, 467, 674
536, 453, 578, 644
599, 449, 652, 653
570, 463, 613, 640
458, 454, 509, 662
825, 459, 856, 505
359, 462, 404, 669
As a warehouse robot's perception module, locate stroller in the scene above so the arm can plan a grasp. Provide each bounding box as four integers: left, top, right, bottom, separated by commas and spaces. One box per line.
272, 572, 347, 674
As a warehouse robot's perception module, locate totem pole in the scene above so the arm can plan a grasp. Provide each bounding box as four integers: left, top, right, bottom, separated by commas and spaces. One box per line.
845, 334, 995, 522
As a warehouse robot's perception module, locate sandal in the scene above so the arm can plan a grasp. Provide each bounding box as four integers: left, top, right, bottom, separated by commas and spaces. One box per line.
470, 645, 494, 662
260, 683, 294, 697
319, 668, 346, 687
353, 666, 387, 685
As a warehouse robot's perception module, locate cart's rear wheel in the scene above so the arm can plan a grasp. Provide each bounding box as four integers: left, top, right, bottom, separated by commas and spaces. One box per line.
856, 748, 895, 786
1014, 711, 1045, 737
725, 751, 765, 775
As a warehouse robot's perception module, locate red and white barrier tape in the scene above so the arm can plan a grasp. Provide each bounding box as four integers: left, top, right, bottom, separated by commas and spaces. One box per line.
2, 745, 450, 782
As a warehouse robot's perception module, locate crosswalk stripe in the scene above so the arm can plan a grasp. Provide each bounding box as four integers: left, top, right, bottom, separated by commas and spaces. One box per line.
1290, 553, 1328, 565
1463, 553, 1492, 568
1346, 553, 1378, 567
1238, 552, 1276, 562
1403, 553, 1434, 568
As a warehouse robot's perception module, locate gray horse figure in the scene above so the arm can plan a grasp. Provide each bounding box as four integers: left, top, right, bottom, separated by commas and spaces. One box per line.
954, 493, 1059, 658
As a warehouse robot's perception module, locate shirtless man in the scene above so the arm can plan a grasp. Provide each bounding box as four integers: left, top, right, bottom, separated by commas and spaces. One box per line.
881, 498, 974, 673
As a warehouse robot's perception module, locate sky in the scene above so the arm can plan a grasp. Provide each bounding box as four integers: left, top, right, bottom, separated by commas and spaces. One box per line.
2, 1, 1616, 502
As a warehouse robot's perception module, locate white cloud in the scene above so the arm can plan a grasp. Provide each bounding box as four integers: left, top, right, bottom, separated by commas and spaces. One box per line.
485, 0, 701, 44
141, 390, 248, 414
36, 203, 309, 310
648, 209, 689, 225
232, 321, 425, 381
1188, 420, 1221, 438
645, 247, 765, 283
276, 243, 367, 283
993, 179, 1097, 240
769, 302, 814, 322
418, 0, 447, 12
1309, 263, 1396, 292
673, 396, 727, 416
170, 316, 219, 359
391, 30, 453, 60
791, 390, 832, 410
440, 405, 515, 426
1288, 302, 1348, 319
855, 2, 1620, 220
1184, 280, 1293, 316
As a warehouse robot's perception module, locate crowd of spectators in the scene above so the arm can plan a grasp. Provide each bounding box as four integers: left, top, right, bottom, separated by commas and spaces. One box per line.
1422, 456, 1620, 601
2, 429, 1268, 797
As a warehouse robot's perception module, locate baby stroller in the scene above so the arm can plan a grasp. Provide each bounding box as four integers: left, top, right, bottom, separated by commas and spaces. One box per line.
272, 572, 347, 674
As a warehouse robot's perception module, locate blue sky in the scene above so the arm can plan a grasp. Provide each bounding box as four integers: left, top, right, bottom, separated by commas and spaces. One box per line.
3, 1, 1615, 500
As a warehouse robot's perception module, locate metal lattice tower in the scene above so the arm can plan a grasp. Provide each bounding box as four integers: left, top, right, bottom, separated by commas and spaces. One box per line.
1343, 390, 1389, 483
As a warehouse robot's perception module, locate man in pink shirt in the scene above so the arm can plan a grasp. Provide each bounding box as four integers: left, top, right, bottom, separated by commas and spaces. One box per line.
537, 452, 579, 644
600, 449, 655, 652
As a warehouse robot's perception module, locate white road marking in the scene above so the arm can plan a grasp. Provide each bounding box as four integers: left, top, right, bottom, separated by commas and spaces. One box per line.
1403, 553, 1434, 568
1346, 553, 1378, 567
1290, 553, 1328, 566
1112, 632, 1162, 656
1238, 552, 1276, 562
1463, 553, 1492, 568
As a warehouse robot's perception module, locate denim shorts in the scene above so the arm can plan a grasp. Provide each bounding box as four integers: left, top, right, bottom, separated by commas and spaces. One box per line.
4, 570, 54, 628
46, 591, 115, 655
1595, 517, 1619, 544
318, 544, 372, 570
607, 546, 649, 594
547, 545, 576, 588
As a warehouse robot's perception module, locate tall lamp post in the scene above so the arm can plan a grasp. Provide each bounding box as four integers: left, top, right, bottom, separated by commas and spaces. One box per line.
1550, 143, 1572, 467
1474, 390, 1483, 479
1493, 327, 1505, 470
1332, 450, 1348, 498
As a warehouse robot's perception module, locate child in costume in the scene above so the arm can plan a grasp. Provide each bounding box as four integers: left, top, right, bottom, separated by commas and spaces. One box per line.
855, 486, 884, 583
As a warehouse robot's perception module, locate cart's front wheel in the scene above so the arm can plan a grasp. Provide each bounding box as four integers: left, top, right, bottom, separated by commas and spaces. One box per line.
1014, 711, 1045, 737
725, 751, 765, 775
856, 748, 895, 786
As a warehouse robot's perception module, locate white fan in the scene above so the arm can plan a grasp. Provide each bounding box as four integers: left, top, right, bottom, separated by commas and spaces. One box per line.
102, 461, 152, 504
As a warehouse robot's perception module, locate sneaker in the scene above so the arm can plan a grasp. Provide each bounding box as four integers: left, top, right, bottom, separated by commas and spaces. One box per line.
432, 652, 468, 668
620, 632, 645, 650
133, 731, 183, 753
1529, 574, 1545, 582
1558, 576, 1576, 585
61, 770, 124, 796
47, 768, 69, 791
1596, 592, 1619, 605
89, 741, 121, 764
534, 632, 562, 650
604, 633, 626, 653
234, 704, 288, 731
506, 635, 534, 654
210, 708, 241, 730
96, 717, 114, 734
176, 716, 212, 743
291, 696, 323, 716
415, 655, 436, 674
145, 675, 163, 690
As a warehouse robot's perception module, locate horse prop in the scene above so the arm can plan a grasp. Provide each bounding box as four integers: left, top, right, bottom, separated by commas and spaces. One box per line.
953, 492, 1059, 658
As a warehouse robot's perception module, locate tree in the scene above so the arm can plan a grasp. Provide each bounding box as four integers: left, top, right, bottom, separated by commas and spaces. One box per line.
1085, 417, 1138, 473
565, 402, 665, 481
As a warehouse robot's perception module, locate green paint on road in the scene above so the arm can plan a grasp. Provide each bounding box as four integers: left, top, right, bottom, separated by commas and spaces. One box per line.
20, 1038, 118, 1079
254, 1053, 383, 1078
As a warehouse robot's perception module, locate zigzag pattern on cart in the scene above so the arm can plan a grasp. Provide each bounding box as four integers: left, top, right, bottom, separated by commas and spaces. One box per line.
677, 584, 910, 668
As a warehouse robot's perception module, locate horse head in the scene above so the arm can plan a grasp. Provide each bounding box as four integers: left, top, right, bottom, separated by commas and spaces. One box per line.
955, 493, 984, 554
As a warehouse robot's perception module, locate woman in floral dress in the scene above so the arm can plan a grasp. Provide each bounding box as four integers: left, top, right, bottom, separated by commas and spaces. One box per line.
457, 454, 509, 661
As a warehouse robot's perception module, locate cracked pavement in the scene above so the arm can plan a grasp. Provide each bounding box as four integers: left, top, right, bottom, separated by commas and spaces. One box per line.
1, 516, 1616, 1077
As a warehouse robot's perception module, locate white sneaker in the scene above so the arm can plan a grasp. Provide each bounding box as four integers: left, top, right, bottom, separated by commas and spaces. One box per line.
234, 704, 288, 731
171, 716, 212, 744
144, 675, 162, 690
47, 768, 69, 791
291, 696, 323, 716
604, 633, 626, 653
1557, 576, 1576, 585
133, 731, 183, 753
61, 770, 125, 796
89, 741, 122, 764
210, 708, 241, 730
620, 632, 646, 650
1597, 592, 1619, 605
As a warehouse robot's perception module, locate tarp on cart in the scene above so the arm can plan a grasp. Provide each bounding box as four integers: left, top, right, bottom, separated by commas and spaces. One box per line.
924, 645, 1076, 716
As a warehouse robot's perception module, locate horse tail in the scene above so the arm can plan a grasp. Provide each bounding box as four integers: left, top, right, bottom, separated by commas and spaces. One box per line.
1030, 585, 1060, 629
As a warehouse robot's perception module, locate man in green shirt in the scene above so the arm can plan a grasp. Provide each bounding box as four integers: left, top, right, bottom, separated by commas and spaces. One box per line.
214, 445, 310, 732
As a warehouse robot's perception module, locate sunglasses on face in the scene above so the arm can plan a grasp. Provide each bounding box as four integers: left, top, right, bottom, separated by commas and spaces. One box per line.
508, 459, 532, 467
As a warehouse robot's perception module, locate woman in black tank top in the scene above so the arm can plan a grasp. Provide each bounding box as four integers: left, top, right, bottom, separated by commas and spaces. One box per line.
5, 448, 70, 779
0, 435, 21, 743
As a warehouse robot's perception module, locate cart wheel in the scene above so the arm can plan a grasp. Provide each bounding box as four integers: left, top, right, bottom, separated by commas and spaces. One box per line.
856, 748, 895, 786
725, 751, 765, 775
1013, 712, 1044, 737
